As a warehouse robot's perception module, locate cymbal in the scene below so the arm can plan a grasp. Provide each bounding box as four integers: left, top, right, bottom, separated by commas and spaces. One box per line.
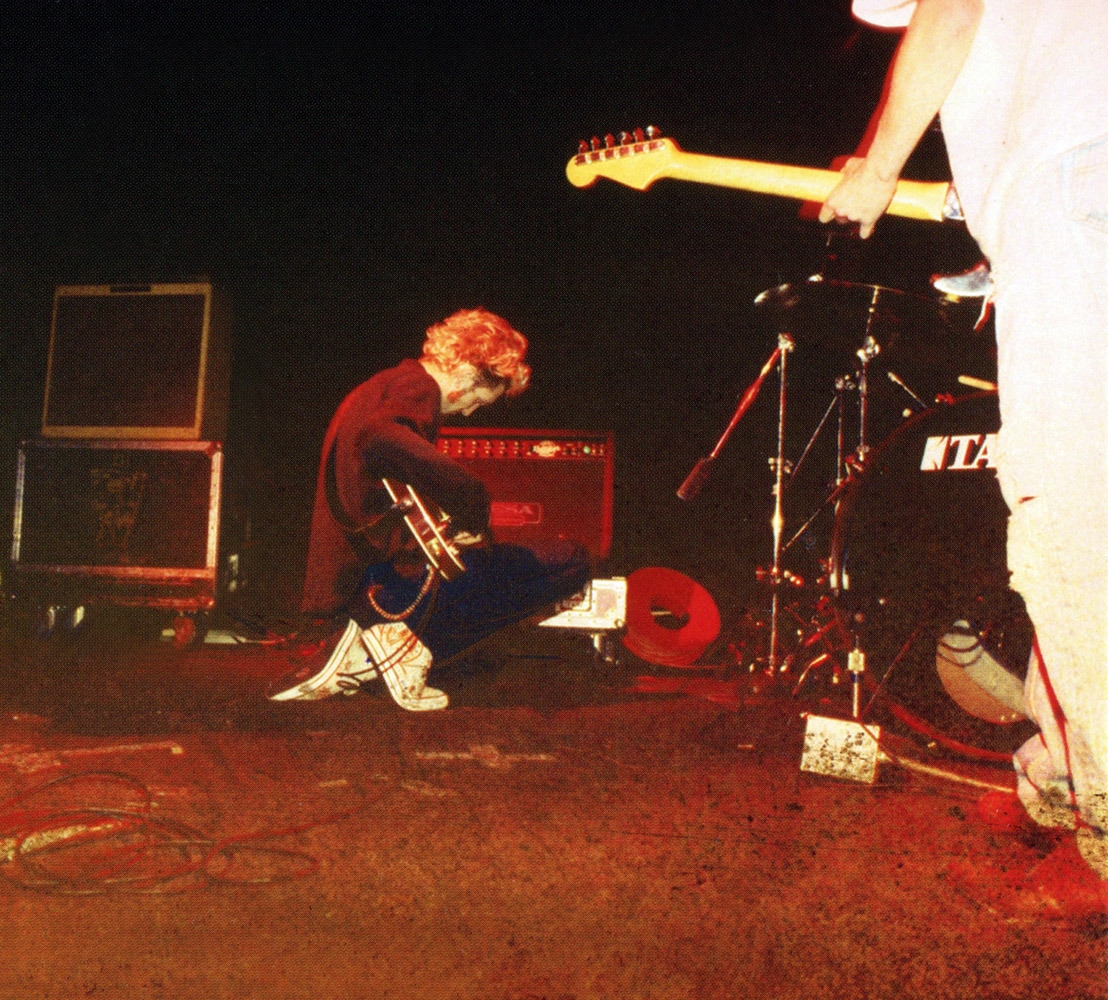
754, 276, 986, 377
755, 277, 946, 345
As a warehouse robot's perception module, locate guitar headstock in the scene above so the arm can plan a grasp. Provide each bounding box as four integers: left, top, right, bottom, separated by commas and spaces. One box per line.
566, 127, 680, 190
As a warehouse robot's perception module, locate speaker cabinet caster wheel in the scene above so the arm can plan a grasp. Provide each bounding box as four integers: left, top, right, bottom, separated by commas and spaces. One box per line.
171, 612, 209, 648
35, 605, 87, 638
62, 605, 86, 633
34, 606, 58, 639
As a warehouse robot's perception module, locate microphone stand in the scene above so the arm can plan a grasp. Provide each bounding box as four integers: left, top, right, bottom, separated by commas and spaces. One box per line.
677, 333, 795, 675
766, 333, 795, 673
677, 336, 790, 502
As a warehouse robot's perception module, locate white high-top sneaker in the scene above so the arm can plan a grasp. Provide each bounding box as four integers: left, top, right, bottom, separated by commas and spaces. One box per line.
362, 622, 448, 711
269, 618, 372, 701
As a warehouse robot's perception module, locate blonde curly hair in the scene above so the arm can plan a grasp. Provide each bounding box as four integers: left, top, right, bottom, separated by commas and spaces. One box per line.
421, 308, 531, 396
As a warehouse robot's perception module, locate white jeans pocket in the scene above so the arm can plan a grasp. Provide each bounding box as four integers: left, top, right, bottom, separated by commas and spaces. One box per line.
1063, 133, 1108, 234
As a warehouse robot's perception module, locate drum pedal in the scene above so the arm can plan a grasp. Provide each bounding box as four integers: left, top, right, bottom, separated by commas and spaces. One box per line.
800, 713, 1015, 792
801, 716, 882, 784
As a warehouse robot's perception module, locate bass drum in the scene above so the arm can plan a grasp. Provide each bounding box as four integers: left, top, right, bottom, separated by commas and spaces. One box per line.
830, 392, 1038, 758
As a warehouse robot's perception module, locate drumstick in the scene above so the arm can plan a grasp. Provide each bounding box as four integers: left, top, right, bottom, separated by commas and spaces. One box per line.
957, 374, 997, 392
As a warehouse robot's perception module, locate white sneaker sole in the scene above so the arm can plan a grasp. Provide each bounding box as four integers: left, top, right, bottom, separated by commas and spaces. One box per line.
362, 623, 448, 711
269, 619, 362, 701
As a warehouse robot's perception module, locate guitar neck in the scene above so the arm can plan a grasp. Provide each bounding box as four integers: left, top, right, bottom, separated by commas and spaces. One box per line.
655, 150, 951, 222
566, 136, 961, 223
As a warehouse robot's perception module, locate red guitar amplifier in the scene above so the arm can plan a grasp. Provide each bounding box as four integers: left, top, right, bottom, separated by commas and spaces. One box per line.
436, 428, 614, 559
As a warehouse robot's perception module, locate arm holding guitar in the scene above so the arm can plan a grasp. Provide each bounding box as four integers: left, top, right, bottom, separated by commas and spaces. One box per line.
366, 419, 491, 534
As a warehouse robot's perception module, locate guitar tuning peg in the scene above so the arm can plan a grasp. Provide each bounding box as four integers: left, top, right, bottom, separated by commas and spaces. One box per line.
604, 133, 615, 148
633, 127, 646, 142
645, 125, 661, 139
617, 131, 632, 146
590, 136, 601, 151
578, 139, 589, 154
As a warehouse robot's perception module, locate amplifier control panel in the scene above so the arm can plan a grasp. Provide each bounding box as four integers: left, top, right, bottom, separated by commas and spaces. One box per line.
437, 433, 609, 461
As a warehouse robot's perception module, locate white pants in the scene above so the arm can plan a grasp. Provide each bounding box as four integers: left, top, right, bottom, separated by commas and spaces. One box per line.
985, 136, 1108, 874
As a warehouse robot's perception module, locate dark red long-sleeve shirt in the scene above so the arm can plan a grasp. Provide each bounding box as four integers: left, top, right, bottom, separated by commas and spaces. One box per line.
300, 359, 490, 614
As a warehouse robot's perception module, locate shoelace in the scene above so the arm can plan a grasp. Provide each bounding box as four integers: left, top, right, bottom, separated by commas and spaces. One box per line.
334, 662, 380, 693
333, 628, 425, 693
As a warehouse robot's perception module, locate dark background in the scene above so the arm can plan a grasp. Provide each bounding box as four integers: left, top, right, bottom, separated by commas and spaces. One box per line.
0, 1, 988, 625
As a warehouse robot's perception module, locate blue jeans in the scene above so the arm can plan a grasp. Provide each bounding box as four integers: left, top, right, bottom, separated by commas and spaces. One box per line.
349, 539, 591, 663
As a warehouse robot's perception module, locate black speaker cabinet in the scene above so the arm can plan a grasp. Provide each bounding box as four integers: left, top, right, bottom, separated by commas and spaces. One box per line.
11, 439, 222, 611
436, 428, 614, 559
41, 282, 230, 440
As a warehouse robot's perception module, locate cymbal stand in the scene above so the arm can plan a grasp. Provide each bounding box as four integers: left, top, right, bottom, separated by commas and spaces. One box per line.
807, 334, 877, 593
855, 287, 883, 463
772, 357, 859, 682
781, 376, 850, 556
835, 374, 850, 486
814, 327, 880, 698
779, 349, 875, 691
814, 333, 877, 595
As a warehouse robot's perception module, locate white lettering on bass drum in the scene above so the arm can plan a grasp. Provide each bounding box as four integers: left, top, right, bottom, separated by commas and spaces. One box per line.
920, 433, 998, 471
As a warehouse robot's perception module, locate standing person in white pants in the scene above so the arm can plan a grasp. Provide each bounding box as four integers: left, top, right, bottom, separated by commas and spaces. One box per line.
820, 0, 1108, 914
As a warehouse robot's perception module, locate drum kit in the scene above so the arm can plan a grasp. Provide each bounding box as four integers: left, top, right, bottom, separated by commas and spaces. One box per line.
683, 273, 1035, 757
